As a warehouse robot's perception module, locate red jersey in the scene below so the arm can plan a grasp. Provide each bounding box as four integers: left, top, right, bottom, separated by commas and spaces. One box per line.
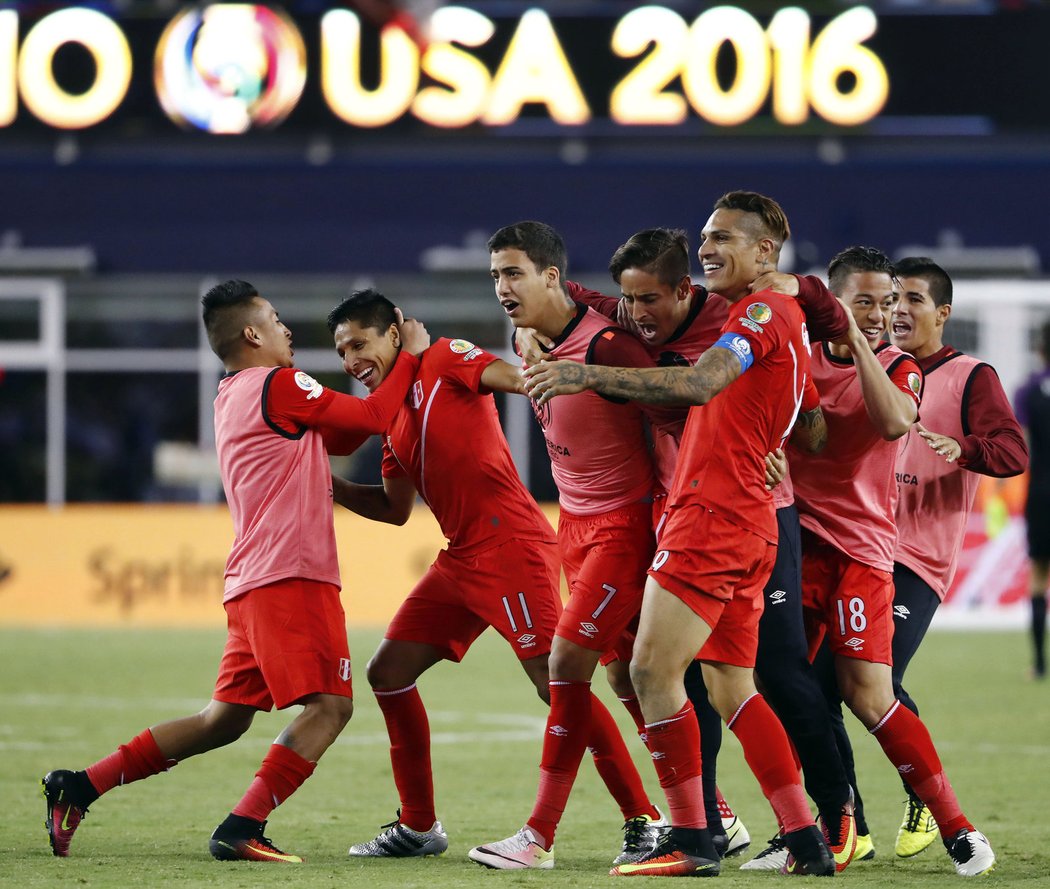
670, 291, 810, 543
792, 342, 922, 572
382, 338, 555, 555
528, 303, 655, 515
894, 349, 1025, 598
215, 356, 417, 601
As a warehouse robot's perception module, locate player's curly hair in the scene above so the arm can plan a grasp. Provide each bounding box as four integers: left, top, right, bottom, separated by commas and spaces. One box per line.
609, 228, 690, 287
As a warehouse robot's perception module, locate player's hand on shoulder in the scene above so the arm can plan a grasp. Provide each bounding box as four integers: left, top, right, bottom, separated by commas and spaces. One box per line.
523, 359, 589, 405
614, 299, 643, 337
750, 271, 799, 297
395, 307, 430, 357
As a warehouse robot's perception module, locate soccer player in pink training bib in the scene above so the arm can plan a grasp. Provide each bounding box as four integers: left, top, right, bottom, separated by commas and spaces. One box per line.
789, 247, 998, 878
41, 280, 428, 863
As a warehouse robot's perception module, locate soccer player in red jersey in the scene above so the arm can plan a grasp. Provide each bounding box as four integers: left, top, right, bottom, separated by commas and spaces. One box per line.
40, 280, 429, 863
521, 193, 836, 877
323, 289, 656, 862
818, 257, 1026, 860
789, 248, 998, 877
571, 229, 856, 869
469, 222, 668, 870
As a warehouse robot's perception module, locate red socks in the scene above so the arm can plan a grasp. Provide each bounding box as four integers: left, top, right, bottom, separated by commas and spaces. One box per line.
728, 694, 812, 834
645, 701, 706, 829
527, 681, 592, 846
618, 695, 648, 744
588, 694, 659, 822
233, 744, 315, 823
870, 701, 971, 839
85, 728, 173, 795
374, 683, 435, 832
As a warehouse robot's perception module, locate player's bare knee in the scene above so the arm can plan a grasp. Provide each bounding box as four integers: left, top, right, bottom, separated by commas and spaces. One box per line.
604, 661, 635, 698
200, 703, 254, 745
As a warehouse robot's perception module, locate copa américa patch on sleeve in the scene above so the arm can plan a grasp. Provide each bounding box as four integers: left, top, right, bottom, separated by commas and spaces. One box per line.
738, 300, 773, 334
449, 338, 483, 361
294, 370, 325, 400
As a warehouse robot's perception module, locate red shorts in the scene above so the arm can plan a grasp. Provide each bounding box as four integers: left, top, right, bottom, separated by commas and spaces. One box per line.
386, 538, 562, 662
648, 505, 775, 668
557, 501, 655, 653
215, 578, 352, 711
800, 531, 894, 664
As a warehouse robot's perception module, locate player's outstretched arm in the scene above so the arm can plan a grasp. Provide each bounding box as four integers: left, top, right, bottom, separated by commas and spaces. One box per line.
524, 347, 741, 407
332, 473, 415, 525
481, 358, 527, 395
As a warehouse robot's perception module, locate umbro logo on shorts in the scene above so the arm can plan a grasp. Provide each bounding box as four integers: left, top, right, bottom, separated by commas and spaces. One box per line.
517, 633, 537, 647
769, 589, 788, 605
578, 622, 598, 638
894, 605, 911, 620
844, 637, 865, 651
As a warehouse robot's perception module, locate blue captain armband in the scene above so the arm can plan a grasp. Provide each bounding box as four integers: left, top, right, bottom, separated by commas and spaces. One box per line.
712, 332, 755, 373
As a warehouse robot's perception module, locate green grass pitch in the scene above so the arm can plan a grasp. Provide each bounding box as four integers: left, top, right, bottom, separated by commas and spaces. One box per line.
1, 626, 1046, 887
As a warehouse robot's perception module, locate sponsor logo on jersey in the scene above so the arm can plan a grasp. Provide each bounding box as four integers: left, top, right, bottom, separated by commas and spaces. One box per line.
769, 589, 788, 606
844, 636, 865, 651
449, 338, 475, 353
294, 371, 324, 399
746, 302, 772, 324
894, 605, 911, 620
338, 657, 352, 682
410, 379, 424, 409
895, 472, 920, 486
548, 724, 569, 737
578, 621, 598, 638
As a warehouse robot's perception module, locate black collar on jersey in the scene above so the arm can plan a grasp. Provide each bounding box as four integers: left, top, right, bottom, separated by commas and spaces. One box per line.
822, 339, 893, 366
547, 301, 588, 350
665, 285, 709, 346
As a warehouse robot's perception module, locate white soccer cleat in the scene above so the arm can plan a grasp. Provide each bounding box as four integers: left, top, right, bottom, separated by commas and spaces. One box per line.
469, 827, 554, 869
740, 834, 788, 871
722, 813, 751, 857
348, 814, 448, 857
946, 829, 995, 877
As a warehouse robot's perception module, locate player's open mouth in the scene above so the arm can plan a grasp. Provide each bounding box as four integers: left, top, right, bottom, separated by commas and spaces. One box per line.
892, 321, 911, 337
500, 299, 519, 315
862, 326, 883, 339
702, 262, 723, 275
356, 367, 375, 386
638, 324, 657, 339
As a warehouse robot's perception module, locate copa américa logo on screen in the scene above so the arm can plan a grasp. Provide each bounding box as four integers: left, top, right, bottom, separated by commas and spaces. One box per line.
154, 4, 306, 134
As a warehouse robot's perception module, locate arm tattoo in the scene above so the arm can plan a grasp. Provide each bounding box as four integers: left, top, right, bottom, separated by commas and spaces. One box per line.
793, 406, 828, 453
587, 348, 741, 406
